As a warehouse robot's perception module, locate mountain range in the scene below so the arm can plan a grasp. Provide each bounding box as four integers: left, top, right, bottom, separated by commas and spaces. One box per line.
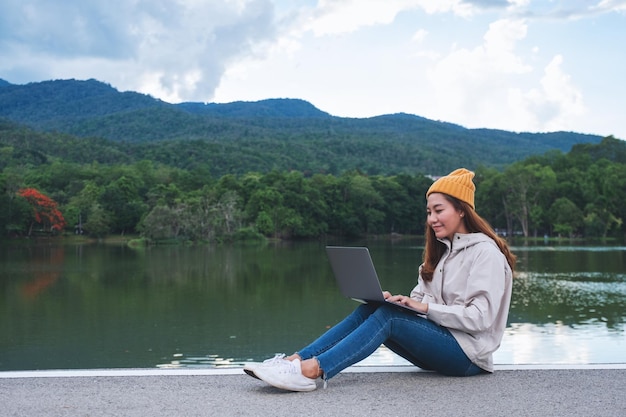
0, 78, 605, 176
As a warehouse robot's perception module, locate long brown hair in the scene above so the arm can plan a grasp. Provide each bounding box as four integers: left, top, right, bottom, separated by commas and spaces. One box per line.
420, 194, 516, 282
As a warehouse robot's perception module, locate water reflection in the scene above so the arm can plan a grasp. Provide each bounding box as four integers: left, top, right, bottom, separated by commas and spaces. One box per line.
496, 322, 625, 365
499, 243, 626, 365
0, 240, 625, 371
156, 353, 241, 369
511, 271, 626, 329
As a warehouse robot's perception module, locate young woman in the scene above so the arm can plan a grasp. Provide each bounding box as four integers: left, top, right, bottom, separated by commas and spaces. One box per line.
245, 168, 516, 392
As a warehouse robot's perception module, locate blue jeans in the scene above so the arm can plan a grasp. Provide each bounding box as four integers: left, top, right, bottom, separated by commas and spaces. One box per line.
297, 304, 485, 379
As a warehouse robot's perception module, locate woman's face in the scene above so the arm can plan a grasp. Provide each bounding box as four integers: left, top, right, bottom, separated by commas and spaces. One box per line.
426, 193, 468, 241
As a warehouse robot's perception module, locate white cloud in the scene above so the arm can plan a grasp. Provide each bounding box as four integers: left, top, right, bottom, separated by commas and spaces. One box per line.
0, 0, 278, 102
129, 0, 278, 102
507, 0, 530, 8
425, 19, 533, 126
417, 17, 586, 133
411, 29, 429, 43
511, 55, 586, 132
304, 0, 409, 36
593, 0, 626, 13
301, 0, 480, 37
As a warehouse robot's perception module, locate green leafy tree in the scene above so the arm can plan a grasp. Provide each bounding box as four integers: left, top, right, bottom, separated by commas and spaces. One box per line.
140, 205, 181, 240
246, 187, 286, 238
210, 190, 243, 237
145, 183, 182, 208
343, 173, 385, 235
64, 180, 105, 234
597, 163, 626, 237
100, 176, 147, 234
475, 166, 510, 234
550, 197, 583, 238
371, 174, 428, 235
583, 203, 619, 238
83, 203, 111, 238
389, 173, 431, 235
0, 181, 31, 236
255, 211, 274, 236
268, 171, 327, 238
501, 163, 556, 237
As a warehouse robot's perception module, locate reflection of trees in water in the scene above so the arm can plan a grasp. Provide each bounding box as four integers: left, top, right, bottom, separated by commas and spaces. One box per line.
4, 242, 625, 370
20, 245, 65, 299
509, 272, 626, 329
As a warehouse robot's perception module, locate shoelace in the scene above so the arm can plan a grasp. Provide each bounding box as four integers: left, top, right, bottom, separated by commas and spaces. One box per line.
271, 359, 299, 374
262, 353, 287, 366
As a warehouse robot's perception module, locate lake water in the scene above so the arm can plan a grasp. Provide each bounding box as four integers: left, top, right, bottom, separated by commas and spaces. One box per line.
1, 239, 624, 371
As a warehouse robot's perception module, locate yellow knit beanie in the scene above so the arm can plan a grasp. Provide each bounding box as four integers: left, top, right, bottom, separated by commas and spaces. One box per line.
426, 168, 476, 209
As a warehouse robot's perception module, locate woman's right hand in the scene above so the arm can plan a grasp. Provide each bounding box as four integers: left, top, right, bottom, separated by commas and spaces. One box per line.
382, 291, 392, 299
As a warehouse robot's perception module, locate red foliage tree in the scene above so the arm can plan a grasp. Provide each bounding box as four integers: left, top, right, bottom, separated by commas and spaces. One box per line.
18, 188, 67, 235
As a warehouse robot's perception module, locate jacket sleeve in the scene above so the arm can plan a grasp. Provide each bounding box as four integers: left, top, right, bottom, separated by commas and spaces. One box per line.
425, 245, 507, 334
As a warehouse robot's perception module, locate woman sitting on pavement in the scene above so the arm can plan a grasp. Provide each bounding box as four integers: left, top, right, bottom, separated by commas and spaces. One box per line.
244, 168, 516, 392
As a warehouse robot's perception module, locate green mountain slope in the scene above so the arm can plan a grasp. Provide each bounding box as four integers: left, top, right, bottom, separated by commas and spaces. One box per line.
0, 78, 604, 176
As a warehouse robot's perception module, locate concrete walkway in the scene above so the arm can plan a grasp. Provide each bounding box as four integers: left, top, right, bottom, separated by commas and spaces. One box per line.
2, 365, 626, 416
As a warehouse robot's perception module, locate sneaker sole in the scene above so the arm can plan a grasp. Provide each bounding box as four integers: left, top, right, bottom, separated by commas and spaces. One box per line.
243, 368, 260, 380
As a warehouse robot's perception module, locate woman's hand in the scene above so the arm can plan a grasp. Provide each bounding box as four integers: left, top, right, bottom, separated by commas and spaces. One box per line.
383, 291, 428, 314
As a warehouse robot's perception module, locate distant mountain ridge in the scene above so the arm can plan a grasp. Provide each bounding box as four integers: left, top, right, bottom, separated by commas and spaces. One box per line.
0, 78, 605, 176
0, 78, 330, 122
178, 98, 330, 118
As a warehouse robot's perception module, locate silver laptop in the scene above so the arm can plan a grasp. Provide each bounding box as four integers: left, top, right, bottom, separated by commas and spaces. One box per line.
325, 246, 425, 316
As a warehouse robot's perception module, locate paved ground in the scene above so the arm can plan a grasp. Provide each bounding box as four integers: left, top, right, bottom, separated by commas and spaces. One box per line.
2, 365, 625, 416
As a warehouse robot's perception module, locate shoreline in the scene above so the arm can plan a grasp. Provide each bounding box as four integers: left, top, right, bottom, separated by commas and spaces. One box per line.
3, 362, 626, 378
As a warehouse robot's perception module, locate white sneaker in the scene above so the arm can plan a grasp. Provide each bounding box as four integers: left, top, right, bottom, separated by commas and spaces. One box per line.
254, 358, 318, 392
243, 354, 289, 379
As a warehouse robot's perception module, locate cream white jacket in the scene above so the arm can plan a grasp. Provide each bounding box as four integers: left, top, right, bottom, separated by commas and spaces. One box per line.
410, 232, 513, 372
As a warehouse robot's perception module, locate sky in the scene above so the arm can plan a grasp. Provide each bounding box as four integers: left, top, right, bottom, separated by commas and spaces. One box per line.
1, 0, 625, 139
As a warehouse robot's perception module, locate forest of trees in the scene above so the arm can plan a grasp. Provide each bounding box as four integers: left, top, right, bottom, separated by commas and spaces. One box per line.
1, 130, 624, 242
1, 79, 623, 242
